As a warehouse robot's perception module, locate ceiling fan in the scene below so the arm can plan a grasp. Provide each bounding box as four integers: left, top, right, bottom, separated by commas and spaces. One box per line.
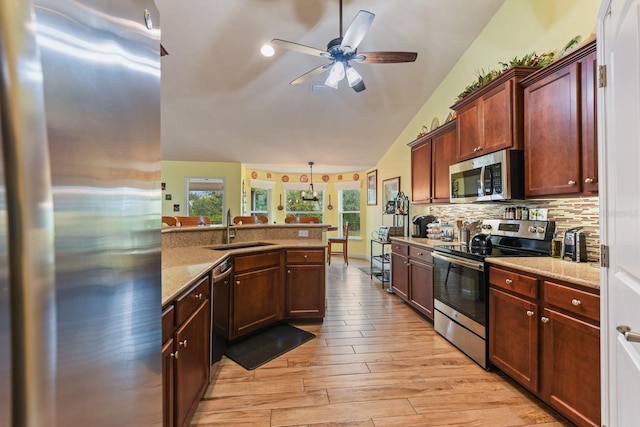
271, 0, 418, 93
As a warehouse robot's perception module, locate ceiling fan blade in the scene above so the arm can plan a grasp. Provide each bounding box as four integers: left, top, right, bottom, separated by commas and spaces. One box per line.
340, 10, 375, 51
290, 63, 332, 85
352, 80, 366, 93
271, 39, 327, 58
355, 51, 418, 64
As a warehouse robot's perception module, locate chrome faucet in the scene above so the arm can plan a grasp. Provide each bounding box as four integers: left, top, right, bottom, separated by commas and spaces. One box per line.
225, 209, 235, 244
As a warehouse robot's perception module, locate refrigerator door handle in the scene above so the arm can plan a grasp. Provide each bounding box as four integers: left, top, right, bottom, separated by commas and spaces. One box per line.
0, 1, 57, 425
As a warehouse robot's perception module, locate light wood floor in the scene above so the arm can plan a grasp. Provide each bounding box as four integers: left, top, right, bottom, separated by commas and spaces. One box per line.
192, 258, 572, 427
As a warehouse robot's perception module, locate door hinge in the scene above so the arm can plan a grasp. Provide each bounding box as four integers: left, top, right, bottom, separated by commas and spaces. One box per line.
600, 244, 609, 268
598, 65, 607, 88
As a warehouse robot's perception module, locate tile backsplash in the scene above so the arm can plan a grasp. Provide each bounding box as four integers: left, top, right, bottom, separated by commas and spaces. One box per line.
416, 197, 600, 261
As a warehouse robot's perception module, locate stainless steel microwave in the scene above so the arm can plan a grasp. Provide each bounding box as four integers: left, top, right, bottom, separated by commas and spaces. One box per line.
449, 149, 524, 203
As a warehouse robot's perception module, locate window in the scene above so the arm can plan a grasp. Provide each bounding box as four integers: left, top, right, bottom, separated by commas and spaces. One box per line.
285, 190, 324, 223
250, 188, 269, 217
185, 177, 225, 224
250, 179, 275, 221
339, 188, 361, 238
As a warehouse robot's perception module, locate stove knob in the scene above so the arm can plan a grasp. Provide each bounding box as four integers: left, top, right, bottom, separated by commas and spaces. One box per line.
528, 226, 537, 233
536, 226, 545, 233
482, 224, 492, 230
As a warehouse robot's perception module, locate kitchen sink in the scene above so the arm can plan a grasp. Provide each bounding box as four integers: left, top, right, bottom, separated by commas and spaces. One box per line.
208, 242, 275, 251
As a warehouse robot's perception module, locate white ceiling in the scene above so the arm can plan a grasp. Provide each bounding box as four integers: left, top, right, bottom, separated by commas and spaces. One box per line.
155, 0, 505, 174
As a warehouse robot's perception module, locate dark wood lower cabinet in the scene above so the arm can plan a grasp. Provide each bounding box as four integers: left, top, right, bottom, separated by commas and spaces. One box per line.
489, 266, 600, 427
542, 308, 600, 427
285, 249, 326, 319
489, 288, 539, 392
163, 275, 211, 427
162, 338, 175, 427
232, 265, 281, 338
391, 251, 409, 300
175, 302, 210, 427
390, 242, 434, 321
409, 259, 434, 319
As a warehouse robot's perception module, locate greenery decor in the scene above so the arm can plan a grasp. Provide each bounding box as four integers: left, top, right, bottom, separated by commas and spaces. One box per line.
455, 51, 555, 102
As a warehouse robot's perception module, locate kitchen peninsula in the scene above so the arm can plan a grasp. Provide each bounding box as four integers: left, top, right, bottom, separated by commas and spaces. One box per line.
161, 223, 330, 426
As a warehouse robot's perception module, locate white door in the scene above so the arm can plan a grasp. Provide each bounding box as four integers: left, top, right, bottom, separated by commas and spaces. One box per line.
599, 1, 640, 426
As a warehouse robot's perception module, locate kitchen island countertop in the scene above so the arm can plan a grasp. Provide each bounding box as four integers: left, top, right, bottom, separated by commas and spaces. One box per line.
162, 239, 326, 305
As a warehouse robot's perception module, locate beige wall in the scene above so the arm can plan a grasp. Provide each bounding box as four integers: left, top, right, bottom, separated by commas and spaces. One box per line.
366, 0, 601, 256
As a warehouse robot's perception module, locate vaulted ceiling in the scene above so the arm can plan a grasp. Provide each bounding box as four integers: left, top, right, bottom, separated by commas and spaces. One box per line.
155, 0, 505, 173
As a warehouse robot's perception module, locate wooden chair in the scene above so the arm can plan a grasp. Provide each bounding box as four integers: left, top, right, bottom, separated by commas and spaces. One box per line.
285, 216, 320, 224
176, 216, 210, 226
233, 215, 259, 224
256, 215, 269, 224
162, 216, 178, 226
327, 221, 350, 265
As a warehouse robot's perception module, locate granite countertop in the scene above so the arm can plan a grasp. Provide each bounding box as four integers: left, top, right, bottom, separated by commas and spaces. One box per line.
162, 239, 326, 306
389, 236, 445, 249
389, 236, 600, 291
486, 257, 601, 291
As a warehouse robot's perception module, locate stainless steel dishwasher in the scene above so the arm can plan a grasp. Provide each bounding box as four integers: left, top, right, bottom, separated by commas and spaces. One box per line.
211, 259, 233, 368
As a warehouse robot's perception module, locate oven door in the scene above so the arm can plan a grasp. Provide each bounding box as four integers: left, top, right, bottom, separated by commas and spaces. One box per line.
432, 251, 489, 368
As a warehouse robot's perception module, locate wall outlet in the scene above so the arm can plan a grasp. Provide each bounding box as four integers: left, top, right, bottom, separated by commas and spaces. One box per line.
298, 229, 309, 237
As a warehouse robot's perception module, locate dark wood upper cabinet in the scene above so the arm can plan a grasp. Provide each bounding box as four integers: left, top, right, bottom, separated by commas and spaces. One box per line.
409, 120, 456, 204
521, 39, 598, 197
451, 67, 536, 162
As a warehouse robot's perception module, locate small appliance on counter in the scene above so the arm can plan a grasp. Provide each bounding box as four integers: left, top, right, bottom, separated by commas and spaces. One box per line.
441, 223, 455, 242
412, 215, 436, 238
561, 226, 587, 262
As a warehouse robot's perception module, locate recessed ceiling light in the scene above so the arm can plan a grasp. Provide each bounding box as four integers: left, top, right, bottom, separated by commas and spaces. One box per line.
260, 44, 275, 57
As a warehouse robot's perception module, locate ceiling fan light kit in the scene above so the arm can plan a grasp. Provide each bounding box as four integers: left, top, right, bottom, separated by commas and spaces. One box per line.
271, 0, 417, 93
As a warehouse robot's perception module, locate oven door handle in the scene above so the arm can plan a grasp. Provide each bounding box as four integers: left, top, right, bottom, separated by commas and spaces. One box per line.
432, 252, 484, 272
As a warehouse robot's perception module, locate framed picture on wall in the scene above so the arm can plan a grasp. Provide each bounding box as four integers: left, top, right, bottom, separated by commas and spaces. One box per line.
367, 169, 377, 205
382, 176, 400, 214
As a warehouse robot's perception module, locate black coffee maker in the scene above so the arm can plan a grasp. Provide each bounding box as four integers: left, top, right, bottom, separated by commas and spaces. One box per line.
412, 215, 436, 238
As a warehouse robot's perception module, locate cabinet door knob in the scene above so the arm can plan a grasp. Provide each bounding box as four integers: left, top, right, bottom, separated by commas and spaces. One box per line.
171, 351, 178, 359
193, 293, 203, 300
568, 180, 576, 185
505, 278, 513, 285
571, 298, 581, 306
526, 310, 534, 317
584, 177, 594, 184
541, 316, 550, 323
304, 255, 308, 259
236, 280, 240, 286
179, 339, 187, 348
473, 147, 479, 152
287, 270, 291, 274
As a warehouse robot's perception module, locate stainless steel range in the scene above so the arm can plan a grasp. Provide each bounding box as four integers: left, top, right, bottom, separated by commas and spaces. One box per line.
432, 219, 555, 369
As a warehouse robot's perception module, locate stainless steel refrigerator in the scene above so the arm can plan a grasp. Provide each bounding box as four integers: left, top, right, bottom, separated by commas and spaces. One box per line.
1, 0, 162, 425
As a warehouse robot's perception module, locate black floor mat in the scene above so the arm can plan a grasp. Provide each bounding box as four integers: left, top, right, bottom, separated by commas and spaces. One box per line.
224, 323, 315, 370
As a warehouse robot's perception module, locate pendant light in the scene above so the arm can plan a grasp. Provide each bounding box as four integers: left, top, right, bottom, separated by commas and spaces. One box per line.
301, 162, 319, 201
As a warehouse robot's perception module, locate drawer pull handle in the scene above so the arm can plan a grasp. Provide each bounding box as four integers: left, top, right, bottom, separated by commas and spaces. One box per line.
541, 316, 550, 323
193, 293, 203, 300
304, 255, 308, 259
571, 299, 581, 306
568, 180, 576, 186
171, 351, 178, 359
617, 325, 640, 343
526, 310, 534, 317
287, 270, 291, 274
505, 278, 513, 285
584, 177, 594, 184
179, 339, 187, 348
236, 280, 240, 286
